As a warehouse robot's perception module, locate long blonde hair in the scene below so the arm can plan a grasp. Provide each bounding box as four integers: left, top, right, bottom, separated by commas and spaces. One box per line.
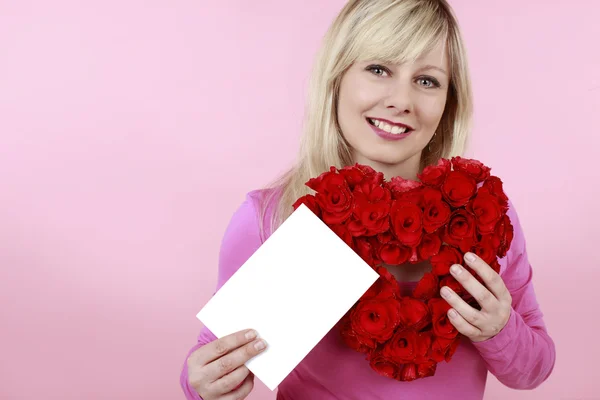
257, 0, 474, 239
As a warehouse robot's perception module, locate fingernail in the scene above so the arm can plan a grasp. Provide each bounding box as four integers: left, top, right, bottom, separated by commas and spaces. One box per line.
465, 252, 476, 262
441, 287, 451, 299
254, 340, 266, 351
450, 264, 462, 275
245, 330, 257, 340
449, 309, 458, 318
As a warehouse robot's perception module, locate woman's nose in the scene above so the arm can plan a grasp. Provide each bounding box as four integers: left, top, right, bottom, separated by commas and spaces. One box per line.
383, 82, 414, 114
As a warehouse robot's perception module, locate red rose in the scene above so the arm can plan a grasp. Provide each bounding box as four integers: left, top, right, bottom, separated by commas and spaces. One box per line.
355, 179, 392, 202
368, 350, 399, 379
414, 331, 434, 363
472, 234, 500, 265
362, 266, 400, 301
399, 363, 418, 381
417, 361, 437, 378
347, 218, 367, 237
468, 189, 503, 235
357, 164, 384, 185
379, 241, 411, 265
367, 236, 383, 265
443, 209, 477, 253
445, 336, 462, 362
439, 275, 465, 296
398, 297, 431, 331
376, 231, 393, 244
428, 298, 451, 319
428, 298, 458, 339
494, 214, 514, 258
451, 156, 491, 183
308, 168, 354, 224
430, 245, 463, 276
305, 167, 335, 192
418, 158, 451, 187
413, 272, 439, 301
422, 188, 451, 233
482, 176, 509, 210
382, 329, 418, 363
352, 190, 391, 236
440, 171, 477, 208
292, 194, 322, 218
338, 163, 384, 189
351, 297, 402, 342
431, 336, 454, 362
354, 238, 377, 266
348, 210, 390, 236
339, 316, 376, 353
386, 175, 423, 193
329, 220, 354, 249
357, 163, 381, 175
489, 258, 501, 274
338, 165, 365, 189
418, 232, 442, 260
390, 200, 424, 248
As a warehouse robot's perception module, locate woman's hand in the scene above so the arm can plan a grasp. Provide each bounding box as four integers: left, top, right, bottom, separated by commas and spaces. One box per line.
440, 252, 512, 343
187, 329, 267, 399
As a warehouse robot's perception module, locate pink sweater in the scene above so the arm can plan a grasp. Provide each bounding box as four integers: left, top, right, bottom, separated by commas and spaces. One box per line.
180, 188, 555, 400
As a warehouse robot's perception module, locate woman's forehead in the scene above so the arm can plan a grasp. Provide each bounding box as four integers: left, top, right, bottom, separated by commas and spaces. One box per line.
354, 39, 449, 69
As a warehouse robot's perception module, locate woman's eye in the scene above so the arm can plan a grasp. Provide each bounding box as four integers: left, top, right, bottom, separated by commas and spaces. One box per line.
417, 77, 441, 88
366, 65, 389, 77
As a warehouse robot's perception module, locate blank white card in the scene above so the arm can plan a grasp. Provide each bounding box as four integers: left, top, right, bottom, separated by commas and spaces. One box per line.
196, 204, 379, 391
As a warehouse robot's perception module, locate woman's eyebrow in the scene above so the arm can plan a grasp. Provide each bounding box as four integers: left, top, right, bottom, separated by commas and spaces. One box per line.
416, 65, 448, 76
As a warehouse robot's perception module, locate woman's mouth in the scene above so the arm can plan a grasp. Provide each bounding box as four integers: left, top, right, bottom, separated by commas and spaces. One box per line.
366, 117, 413, 140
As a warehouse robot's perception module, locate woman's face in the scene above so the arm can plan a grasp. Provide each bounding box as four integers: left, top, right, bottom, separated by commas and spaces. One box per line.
337, 41, 450, 179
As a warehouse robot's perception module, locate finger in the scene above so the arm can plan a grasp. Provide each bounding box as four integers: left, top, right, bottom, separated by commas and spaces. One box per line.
196, 329, 258, 366
463, 252, 511, 303
440, 286, 482, 327
221, 372, 254, 400
208, 365, 251, 396
447, 308, 482, 339
204, 338, 267, 381
450, 263, 498, 311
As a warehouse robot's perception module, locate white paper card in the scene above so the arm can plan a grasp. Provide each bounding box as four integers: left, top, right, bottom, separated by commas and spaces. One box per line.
196, 204, 379, 391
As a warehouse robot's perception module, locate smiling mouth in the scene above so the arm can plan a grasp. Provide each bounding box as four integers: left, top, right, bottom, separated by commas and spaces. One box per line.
366, 118, 413, 135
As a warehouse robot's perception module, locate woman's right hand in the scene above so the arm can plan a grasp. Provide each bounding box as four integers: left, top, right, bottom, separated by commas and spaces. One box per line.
187, 329, 267, 400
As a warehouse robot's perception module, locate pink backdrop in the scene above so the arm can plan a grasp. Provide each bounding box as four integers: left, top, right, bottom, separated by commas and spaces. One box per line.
0, 1, 597, 399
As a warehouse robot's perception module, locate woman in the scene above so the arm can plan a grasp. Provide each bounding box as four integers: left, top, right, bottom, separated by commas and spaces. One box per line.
181, 0, 556, 399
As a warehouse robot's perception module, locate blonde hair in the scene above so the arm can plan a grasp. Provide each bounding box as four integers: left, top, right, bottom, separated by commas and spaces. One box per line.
257, 0, 474, 240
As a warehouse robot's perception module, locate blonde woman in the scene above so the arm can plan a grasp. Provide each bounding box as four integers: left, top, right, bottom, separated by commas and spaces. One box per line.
181, 1, 556, 399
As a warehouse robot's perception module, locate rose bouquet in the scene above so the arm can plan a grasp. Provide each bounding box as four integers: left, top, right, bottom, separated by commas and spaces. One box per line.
292, 157, 514, 381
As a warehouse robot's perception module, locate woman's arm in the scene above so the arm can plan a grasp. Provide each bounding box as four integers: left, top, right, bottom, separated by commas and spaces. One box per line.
180, 192, 265, 399
471, 200, 556, 389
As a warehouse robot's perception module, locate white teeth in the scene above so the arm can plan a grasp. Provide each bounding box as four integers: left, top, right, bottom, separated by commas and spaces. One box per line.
370, 118, 381, 127
369, 118, 408, 134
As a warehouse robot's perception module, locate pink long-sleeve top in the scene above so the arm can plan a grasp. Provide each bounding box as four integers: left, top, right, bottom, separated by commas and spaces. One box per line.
180, 188, 555, 400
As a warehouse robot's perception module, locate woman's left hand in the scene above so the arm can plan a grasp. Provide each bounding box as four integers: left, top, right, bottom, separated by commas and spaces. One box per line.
440, 252, 513, 343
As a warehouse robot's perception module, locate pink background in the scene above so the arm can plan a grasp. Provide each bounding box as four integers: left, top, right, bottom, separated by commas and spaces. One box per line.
0, 1, 597, 399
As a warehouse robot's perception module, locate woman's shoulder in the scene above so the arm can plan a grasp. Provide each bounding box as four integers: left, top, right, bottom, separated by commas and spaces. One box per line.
246, 186, 283, 208
215, 186, 283, 287
228, 186, 283, 242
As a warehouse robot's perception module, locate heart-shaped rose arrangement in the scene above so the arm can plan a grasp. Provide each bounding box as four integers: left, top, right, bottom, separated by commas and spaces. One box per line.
291, 157, 514, 382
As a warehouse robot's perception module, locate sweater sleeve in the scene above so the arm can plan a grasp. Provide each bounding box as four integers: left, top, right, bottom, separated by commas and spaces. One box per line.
471, 200, 556, 389
180, 193, 264, 399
